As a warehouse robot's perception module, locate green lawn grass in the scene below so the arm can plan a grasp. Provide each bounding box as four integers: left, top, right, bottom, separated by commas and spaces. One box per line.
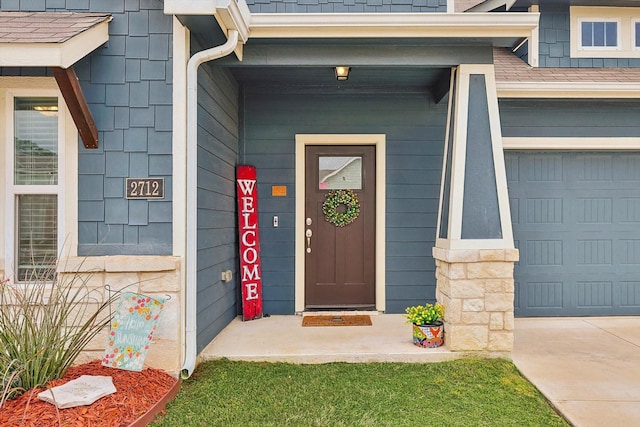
151, 358, 568, 427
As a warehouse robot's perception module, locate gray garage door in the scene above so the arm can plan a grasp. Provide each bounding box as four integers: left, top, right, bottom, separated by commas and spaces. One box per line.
505, 151, 640, 317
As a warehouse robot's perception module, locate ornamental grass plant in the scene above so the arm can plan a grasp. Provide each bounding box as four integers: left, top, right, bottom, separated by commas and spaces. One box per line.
405, 302, 444, 325
0, 258, 118, 403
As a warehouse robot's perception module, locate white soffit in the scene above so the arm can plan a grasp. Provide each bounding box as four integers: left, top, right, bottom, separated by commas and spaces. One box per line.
248, 12, 539, 38
0, 13, 111, 68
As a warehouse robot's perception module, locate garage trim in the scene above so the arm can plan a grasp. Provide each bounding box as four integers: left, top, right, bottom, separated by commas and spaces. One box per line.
503, 137, 640, 150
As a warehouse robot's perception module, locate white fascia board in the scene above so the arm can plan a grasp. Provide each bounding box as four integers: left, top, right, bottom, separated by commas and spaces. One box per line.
214, 0, 251, 44
164, 0, 217, 15
249, 12, 539, 38
0, 19, 110, 68
497, 81, 640, 98
164, 0, 250, 47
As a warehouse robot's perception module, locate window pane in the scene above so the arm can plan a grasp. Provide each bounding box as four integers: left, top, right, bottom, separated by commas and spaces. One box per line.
605, 22, 617, 47
319, 156, 362, 190
582, 21, 617, 48
14, 97, 58, 185
593, 22, 605, 46
17, 195, 57, 282
636, 22, 640, 47
582, 21, 593, 47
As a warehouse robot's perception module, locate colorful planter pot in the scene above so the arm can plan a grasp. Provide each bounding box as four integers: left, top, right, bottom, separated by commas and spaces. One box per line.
412, 323, 444, 348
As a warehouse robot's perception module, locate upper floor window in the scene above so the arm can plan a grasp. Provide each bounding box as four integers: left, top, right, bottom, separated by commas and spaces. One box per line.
580, 20, 619, 48
571, 7, 640, 58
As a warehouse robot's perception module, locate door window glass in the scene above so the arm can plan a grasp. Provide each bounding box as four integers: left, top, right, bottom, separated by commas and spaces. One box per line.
319, 156, 362, 189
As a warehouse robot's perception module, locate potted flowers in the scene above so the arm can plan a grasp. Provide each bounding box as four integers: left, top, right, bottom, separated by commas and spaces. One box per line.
405, 302, 444, 348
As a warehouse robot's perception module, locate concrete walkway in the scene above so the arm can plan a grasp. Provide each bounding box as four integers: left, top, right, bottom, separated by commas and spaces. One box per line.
513, 317, 640, 427
201, 314, 640, 426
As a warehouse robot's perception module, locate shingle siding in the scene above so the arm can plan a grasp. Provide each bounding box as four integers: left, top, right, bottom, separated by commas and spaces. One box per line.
0, 1, 175, 255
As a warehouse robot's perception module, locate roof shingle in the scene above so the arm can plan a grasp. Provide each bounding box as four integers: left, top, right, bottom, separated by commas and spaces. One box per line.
0, 12, 111, 44
493, 47, 640, 83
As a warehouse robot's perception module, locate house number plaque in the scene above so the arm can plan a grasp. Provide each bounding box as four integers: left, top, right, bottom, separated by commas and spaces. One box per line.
126, 178, 164, 199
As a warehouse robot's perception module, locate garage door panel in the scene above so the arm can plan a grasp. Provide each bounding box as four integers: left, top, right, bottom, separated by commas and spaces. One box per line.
525, 280, 565, 309
620, 198, 640, 223
620, 281, 640, 307
507, 151, 640, 317
618, 154, 640, 181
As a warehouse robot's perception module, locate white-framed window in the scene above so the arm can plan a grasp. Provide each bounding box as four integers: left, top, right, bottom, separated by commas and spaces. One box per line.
571, 7, 640, 58
2, 83, 75, 283
579, 19, 620, 49
634, 19, 640, 49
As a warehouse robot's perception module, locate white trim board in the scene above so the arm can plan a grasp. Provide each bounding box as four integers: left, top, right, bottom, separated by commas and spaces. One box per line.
294, 134, 386, 313
503, 137, 640, 150
497, 82, 640, 98
249, 12, 539, 39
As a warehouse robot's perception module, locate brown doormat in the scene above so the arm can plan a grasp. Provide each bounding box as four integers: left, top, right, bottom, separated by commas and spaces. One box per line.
302, 315, 372, 327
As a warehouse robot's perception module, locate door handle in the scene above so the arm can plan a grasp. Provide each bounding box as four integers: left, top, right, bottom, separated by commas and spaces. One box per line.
305, 229, 313, 253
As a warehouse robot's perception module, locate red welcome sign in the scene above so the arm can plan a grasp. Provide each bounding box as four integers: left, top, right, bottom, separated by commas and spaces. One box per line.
237, 165, 263, 321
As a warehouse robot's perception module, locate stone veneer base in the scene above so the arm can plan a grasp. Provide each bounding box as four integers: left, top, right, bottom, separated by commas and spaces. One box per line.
433, 247, 519, 353
58, 255, 183, 375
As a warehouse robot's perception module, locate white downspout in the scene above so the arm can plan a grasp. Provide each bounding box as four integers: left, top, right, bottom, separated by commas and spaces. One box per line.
182, 29, 240, 379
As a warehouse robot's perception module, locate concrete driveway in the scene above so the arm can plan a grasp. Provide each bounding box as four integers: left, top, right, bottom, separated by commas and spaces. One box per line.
512, 317, 640, 427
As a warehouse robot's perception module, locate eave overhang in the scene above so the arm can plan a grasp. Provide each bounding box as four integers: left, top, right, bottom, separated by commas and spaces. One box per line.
248, 12, 539, 40
0, 12, 111, 148
165, 0, 250, 59
0, 13, 111, 68
165, 0, 539, 49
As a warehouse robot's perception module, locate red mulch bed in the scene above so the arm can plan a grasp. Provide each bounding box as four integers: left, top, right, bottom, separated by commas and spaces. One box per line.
0, 360, 178, 427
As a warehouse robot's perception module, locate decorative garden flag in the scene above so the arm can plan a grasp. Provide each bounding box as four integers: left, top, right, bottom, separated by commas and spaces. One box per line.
102, 292, 166, 371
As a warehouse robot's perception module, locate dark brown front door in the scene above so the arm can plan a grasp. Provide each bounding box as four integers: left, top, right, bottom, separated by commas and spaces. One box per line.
305, 145, 375, 309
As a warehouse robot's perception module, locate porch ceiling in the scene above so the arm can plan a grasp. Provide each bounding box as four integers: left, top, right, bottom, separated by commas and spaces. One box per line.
217, 40, 492, 94
228, 65, 445, 92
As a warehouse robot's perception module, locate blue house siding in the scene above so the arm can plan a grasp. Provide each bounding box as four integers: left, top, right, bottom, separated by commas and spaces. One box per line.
538, 7, 640, 68
1, 0, 174, 256
194, 58, 241, 352
242, 89, 446, 314
245, 0, 446, 13
499, 99, 640, 138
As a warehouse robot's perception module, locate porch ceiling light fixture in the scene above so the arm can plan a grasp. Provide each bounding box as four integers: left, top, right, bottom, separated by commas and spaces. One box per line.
335, 66, 350, 81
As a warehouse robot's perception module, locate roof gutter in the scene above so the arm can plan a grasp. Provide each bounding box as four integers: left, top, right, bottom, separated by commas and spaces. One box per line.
181, 28, 240, 379
248, 12, 539, 38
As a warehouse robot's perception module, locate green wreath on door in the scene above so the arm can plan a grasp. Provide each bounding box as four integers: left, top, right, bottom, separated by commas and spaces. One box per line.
322, 189, 360, 227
